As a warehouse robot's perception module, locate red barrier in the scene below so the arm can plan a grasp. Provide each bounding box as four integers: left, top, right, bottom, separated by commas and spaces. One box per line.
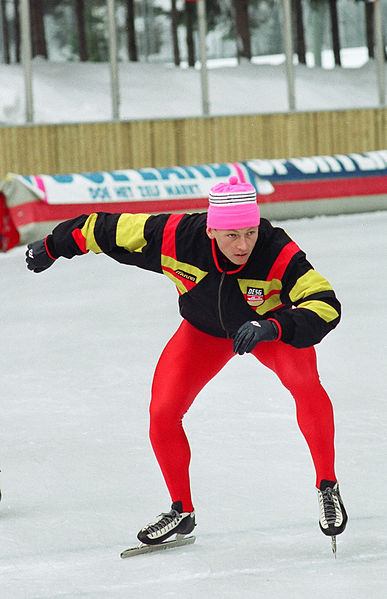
0, 192, 20, 251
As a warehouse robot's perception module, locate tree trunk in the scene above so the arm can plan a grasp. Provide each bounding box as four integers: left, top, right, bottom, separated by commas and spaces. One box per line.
185, 0, 195, 67
29, 0, 47, 58
232, 0, 251, 62
329, 0, 341, 66
292, 0, 306, 65
14, 0, 21, 63
365, 3, 374, 59
74, 0, 88, 61
171, 0, 180, 66
126, 0, 137, 61
1, 0, 10, 63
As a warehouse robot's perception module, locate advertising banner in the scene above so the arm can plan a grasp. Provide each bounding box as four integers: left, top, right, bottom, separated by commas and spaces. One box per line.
1, 152, 386, 250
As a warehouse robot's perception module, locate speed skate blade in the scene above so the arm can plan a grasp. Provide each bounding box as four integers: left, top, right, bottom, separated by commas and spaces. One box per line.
120, 534, 196, 558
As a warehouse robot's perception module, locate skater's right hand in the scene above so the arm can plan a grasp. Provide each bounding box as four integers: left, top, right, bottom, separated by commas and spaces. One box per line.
232, 319, 279, 355
26, 238, 56, 273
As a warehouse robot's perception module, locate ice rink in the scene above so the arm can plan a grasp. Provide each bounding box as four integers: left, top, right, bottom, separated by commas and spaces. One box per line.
1, 210, 386, 598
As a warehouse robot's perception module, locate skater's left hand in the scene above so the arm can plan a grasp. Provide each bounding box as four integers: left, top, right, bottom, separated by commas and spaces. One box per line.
232, 320, 279, 355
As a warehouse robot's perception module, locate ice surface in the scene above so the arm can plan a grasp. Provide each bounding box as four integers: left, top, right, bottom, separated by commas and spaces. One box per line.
1, 211, 386, 598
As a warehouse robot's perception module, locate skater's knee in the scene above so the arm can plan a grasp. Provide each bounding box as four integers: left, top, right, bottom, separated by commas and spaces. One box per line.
278, 364, 320, 392
279, 372, 310, 392
149, 400, 183, 435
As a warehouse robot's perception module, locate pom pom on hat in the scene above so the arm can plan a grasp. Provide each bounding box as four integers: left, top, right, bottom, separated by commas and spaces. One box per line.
207, 176, 260, 230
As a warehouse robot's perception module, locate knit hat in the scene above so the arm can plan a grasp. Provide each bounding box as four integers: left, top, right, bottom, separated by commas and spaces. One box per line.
207, 176, 260, 230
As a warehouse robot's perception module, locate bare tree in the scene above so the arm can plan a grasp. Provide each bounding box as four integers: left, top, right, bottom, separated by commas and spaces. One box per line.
329, 0, 341, 66
292, 0, 306, 65
171, 0, 180, 66
14, 0, 20, 62
126, 0, 137, 61
364, 1, 386, 61
233, 0, 251, 61
29, 0, 48, 58
1, 0, 10, 63
74, 0, 88, 61
185, 0, 195, 67
364, 2, 374, 59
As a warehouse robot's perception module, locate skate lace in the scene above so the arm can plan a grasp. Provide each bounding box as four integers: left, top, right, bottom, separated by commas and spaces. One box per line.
146, 510, 180, 534
321, 487, 338, 525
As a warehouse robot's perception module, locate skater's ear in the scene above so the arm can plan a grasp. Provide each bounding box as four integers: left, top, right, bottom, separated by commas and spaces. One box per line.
206, 227, 215, 239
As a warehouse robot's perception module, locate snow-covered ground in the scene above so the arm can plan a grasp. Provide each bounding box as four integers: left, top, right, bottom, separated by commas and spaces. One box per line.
1, 210, 387, 598
0, 48, 385, 124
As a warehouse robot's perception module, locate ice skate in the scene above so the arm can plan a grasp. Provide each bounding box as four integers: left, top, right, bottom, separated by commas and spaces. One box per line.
137, 501, 196, 545
317, 480, 348, 536
317, 480, 347, 555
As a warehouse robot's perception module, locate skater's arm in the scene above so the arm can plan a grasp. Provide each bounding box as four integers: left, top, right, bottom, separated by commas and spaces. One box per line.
274, 256, 341, 348
26, 212, 169, 273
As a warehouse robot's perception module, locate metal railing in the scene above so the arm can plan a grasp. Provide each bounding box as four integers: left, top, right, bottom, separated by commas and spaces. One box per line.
18, 0, 385, 125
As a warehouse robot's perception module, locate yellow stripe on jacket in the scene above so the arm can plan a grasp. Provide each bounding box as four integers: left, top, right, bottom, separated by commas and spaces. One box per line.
289, 269, 339, 322
116, 213, 149, 252
289, 269, 333, 300
80, 213, 102, 253
296, 299, 339, 323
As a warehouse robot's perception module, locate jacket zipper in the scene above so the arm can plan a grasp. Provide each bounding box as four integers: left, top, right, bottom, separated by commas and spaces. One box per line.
218, 271, 229, 337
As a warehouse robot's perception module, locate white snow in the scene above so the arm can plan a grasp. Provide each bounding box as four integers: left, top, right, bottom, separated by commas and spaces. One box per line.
0, 49, 385, 124
1, 210, 387, 598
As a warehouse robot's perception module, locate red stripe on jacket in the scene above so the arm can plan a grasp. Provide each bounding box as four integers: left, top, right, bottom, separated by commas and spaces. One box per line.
72, 228, 87, 253
161, 214, 185, 260
267, 240, 300, 281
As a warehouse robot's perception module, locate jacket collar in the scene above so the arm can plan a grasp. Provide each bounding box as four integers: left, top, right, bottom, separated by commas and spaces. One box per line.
211, 238, 246, 275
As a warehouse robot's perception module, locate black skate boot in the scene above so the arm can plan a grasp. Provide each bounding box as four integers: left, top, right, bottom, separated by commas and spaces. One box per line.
137, 501, 196, 545
317, 480, 348, 536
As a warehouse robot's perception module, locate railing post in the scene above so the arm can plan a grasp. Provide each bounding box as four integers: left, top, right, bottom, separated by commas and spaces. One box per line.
374, 1, 385, 107
107, 0, 120, 120
21, 0, 34, 123
197, 0, 210, 116
282, 0, 296, 111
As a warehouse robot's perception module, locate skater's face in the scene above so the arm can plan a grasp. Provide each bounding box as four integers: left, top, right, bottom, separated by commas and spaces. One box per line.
206, 226, 259, 265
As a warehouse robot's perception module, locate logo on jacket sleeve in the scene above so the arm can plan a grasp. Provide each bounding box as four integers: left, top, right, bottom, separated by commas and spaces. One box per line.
175, 269, 197, 283
246, 287, 265, 306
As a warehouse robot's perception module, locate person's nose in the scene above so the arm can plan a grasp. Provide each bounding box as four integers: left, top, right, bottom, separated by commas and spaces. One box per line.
237, 236, 248, 251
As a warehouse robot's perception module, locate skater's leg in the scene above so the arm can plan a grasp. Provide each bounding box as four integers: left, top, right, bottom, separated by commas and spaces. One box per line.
252, 342, 336, 486
150, 320, 234, 512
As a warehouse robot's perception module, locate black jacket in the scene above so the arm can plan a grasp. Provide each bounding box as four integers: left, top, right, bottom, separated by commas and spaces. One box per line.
47, 211, 341, 348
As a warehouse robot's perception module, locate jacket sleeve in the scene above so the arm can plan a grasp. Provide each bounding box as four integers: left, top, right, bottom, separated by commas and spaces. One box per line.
273, 253, 341, 348
47, 212, 169, 274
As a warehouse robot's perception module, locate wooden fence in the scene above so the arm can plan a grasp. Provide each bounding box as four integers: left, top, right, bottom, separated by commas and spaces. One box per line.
0, 107, 386, 178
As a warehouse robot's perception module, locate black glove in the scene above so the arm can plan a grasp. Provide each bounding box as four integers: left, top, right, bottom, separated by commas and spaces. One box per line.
233, 320, 279, 355
26, 239, 56, 273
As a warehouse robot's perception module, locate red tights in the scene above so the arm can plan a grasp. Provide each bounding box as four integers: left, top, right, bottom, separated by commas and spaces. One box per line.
149, 319, 336, 512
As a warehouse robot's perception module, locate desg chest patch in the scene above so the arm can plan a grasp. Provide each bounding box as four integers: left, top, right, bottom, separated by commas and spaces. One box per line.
246, 286, 265, 306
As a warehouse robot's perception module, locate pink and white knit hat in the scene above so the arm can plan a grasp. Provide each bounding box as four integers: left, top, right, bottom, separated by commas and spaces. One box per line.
206, 176, 260, 230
